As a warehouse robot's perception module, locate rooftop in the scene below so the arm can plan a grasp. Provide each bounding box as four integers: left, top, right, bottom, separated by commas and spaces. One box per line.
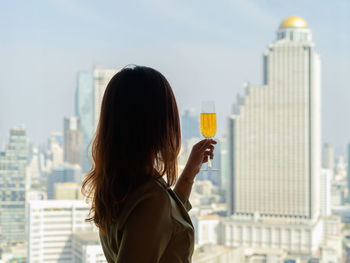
280, 15, 308, 28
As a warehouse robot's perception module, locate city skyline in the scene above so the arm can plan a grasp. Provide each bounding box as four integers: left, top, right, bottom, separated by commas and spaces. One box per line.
1, 1, 350, 155
1, 9, 349, 261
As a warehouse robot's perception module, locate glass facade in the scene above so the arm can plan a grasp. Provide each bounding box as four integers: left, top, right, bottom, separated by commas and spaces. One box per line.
0, 128, 28, 245
181, 109, 200, 141
75, 72, 94, 173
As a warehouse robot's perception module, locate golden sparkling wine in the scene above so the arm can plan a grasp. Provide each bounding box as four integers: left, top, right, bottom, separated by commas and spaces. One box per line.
200, 113, 217, 138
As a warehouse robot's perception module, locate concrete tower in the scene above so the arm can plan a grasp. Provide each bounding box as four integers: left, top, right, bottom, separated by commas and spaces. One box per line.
93, 68, 119, 131
228, 15, 321, 220
0, 128, 29, 245
75, 72, 94, 173
64, 116, 82, 166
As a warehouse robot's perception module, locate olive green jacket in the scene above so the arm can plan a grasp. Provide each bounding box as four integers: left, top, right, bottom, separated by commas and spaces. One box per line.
99, 177, 194, 263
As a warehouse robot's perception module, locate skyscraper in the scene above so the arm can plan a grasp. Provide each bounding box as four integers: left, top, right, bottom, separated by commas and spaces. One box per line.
181, 109, 200, 142
47, 162, 82, 199
75, 72, 94, 173
64, 116, 83, 166
347, 143, 350, 201
0, 128, 29, 245
320, 169, 331, 216
47, 132, 64, 169
323, 143, 334, 171
221, 17, 342, 259
93, 68, 119, 130
54, 182, 83, 200
228, 16, 321, 219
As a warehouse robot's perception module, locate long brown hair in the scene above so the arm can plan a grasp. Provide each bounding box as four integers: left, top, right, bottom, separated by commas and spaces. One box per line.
82, 65, 181, 233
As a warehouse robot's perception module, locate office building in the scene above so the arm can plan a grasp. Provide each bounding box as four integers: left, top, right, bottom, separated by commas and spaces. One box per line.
64, 116, 83, 166
72, 232, 106, 263
222, 216, 323, 257
228, 15, 321, 219
320, 169, 332, 216
192, 245, 291, 263
220, 136, 229, 191
192, 245, 243, 263
26, 188, 47, 201
27, 200, 96, 262
54, 182, 83, 200
0, 128, 29, 245
93, 68, 119, 130
181, 109, 200, 142
43, 132, 64, 171
27, 146, 41, 186
347, 144, 350, 200
51, 131, 64, 147
75, 72, 94, 173
323, 143, 334, 171
224, 16, 333, 259
334, 155, 346, 182
47, 163, 82, 199
191, 214, 221, 245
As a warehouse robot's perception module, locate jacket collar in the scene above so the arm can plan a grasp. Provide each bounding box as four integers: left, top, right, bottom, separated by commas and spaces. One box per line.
154, 177, 193, 228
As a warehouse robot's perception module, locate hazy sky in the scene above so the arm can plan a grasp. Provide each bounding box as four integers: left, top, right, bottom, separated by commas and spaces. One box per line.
1, 0, 349, 154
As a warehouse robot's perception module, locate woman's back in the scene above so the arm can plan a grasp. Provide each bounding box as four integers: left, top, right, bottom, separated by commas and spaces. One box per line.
99, 176, 194, 263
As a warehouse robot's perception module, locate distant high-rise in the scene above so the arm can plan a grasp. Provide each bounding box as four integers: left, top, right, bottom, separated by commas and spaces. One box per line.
75, 72, 94, 173
64, 116, 82, 166
347, 144, 350, 200
228, 15, 321, 219
0, 128, 29, 245
323, 143, 334, 171
72, 232, 106, 263
54, 182, 83, 200
47, 163, 82, 199
48, 132, 64, 169
27, 200, 95, 262
181, 109, 200, 141
220, 137, 229, 190
93, 68, 119, 130
50, 131, 63, 148
320, 169, 332, 216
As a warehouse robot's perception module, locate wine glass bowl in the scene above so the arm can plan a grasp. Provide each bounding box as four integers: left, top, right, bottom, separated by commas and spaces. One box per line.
200, 113, 217, 139
200, 101, 216, 169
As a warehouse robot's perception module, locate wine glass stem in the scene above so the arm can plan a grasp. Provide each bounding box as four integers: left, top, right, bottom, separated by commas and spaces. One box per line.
207, 155, 212, 168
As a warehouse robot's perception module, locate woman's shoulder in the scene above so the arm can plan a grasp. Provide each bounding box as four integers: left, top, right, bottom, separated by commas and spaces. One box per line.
117, 177, 171, 229
129, 176, 169, 201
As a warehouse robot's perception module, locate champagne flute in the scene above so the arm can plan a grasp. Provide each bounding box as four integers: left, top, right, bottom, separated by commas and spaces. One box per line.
200, 101, 217, 169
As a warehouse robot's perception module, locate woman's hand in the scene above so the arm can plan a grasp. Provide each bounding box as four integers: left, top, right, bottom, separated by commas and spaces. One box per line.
175, 139, 217, 200
183, 139, 217, 179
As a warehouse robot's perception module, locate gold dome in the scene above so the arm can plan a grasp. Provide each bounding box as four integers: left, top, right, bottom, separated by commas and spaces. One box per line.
280, 16, 308, 28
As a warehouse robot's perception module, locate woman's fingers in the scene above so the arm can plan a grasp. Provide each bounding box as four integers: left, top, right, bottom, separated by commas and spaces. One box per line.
198, 139, 216, 151
196, 139, 216, 147
202, 151, 214, 163
186, 139, 216, 169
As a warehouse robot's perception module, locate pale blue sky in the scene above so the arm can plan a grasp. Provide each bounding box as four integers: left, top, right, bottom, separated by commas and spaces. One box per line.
0, 0, 349, 154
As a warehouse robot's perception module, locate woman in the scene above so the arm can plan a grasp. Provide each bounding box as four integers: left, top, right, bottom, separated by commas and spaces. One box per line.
82, 65, 216, 263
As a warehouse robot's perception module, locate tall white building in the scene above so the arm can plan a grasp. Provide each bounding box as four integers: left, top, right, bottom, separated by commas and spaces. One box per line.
28, 200, 96, 263
320, 169, 332, 216
228, 15, 321, 220
93, 68, 119, 130
222, 16, 335, 259
64, 116, 83, 166
44, 132, 64, 171
322, 143, 334, 171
